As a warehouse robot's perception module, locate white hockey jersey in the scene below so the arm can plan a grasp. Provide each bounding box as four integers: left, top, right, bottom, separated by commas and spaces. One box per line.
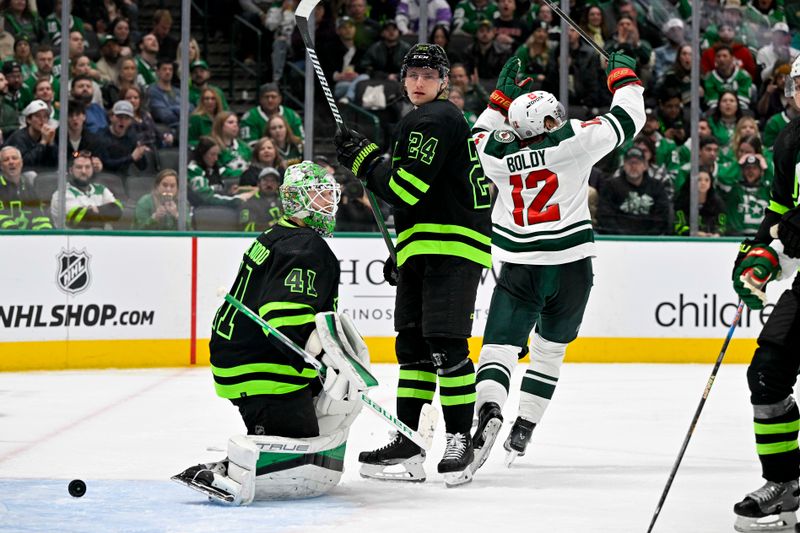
473, 84, 645, 265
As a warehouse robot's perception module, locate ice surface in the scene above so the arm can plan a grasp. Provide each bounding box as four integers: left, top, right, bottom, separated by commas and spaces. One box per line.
0, 363, 785, 533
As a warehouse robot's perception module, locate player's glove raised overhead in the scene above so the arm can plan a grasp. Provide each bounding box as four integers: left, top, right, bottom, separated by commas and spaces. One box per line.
732, 243, 781, 310
775, 205, 800, 258
605, 52, 641, 94
488, 57, 534, 116
334, 128, 381, 180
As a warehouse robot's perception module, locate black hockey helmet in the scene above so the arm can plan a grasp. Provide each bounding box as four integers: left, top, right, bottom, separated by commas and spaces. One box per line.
401, 43, 450, 80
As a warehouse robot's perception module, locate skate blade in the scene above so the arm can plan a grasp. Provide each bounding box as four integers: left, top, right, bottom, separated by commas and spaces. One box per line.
359, 457, 426, 482
444, 468, 472, 487
504, 449, 520, 468
474, 418, 503, 471
171, 475, 236, 504
734, 511, 797, 532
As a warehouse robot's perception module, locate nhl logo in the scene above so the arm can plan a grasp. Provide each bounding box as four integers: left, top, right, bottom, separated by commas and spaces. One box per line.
56, 249, 91, 295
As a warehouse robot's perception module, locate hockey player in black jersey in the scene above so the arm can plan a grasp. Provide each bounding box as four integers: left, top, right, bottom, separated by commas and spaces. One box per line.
730, 55, 800, 532
173, 161, 372, 503
334, 43, 492, 485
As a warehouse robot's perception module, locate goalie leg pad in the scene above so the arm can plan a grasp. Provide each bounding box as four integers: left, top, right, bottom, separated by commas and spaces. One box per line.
518, 333, 567, 424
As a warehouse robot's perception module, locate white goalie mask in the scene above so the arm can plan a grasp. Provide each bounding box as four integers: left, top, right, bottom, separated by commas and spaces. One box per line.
507, 91, 567, 139
785, 55, 800, 98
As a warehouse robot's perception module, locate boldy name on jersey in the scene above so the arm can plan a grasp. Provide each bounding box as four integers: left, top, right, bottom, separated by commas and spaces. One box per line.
506, 149, 546, 173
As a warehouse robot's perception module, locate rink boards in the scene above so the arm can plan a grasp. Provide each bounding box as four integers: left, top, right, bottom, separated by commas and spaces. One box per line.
0, 232, 792, 371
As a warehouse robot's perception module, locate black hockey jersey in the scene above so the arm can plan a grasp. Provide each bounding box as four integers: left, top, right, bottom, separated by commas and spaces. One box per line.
366, 99, 492, 268
210, 218, 340, 399
0, 174, 51, 230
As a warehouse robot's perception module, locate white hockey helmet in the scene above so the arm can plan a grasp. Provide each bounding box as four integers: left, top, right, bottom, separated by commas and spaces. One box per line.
784, 54, 800, 97
507, 91, 567, 139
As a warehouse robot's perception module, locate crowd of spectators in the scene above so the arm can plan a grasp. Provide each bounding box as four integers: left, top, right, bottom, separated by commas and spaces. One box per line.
0, 0, 795, 235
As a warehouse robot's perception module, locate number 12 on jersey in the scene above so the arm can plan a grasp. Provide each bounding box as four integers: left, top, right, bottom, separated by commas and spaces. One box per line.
509, 169, 561, 226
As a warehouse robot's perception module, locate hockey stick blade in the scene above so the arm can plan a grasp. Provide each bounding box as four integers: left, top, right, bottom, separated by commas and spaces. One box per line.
360, 393, 437, 450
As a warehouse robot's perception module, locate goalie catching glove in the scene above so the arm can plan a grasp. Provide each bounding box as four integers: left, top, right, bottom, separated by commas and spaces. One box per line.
334, 128, 381, 180
605, 52, 641, 94
488, 57, 534, 116
732, 243, 781, 310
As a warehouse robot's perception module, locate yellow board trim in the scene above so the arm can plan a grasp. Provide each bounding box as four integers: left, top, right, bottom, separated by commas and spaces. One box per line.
0, 337, 759, 371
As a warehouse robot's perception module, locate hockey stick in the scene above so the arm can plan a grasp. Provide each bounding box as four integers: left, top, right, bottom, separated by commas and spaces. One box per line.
295, 0, 397, 264
540, 0, 609, 60
223, 293, 437, 450
645, 300, 745, 533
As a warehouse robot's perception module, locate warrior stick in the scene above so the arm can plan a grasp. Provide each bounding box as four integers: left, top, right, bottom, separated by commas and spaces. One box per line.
223, 293, 437, 450
540, 0, 609, 60
646, 300, 746, 533
295, 0, 397, 263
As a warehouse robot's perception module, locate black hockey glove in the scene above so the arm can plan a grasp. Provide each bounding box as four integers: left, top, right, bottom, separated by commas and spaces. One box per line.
776, 206, 800, 258
334, 128, 381, 180
383, 255, 399, 286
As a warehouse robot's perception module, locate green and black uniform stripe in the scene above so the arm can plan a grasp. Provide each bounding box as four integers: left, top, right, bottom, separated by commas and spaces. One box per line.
365, 99, 492, 268
210, 218, 340, 399
0, 174, 52, 230
755, 402, 800, 481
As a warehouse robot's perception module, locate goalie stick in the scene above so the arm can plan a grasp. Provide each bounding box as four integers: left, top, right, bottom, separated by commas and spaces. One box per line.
295, 0, 396, 263
646, 300, 746, 533
223, 293, 437, 450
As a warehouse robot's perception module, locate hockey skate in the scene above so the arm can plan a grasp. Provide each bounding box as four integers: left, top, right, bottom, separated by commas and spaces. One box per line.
171, 461, 236, 503
734, 480, 799, 532
439, 432, 474, 487
451, 402, 503, 485
359, 432, 426, 482
503, 416, 536, 467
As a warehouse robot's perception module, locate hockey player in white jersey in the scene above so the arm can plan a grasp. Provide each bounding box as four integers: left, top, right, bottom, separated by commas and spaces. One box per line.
463, 52, 645, 479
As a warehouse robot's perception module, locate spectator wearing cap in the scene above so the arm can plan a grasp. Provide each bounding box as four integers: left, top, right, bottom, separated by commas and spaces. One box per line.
704, 45, 754, 109
187, 59, 228, 110
700, 22, 757, 80
239, 82, 303, 146
653, 18, 685, 81
238, 166, 283, 232
51, 151, 123, 230
135, 33, 160, 86
6, 34, 34, 82
395, 0, 452, 37
466, 19, 512, 80
756, 22, 798, 82
71, 74, 107, 134
3, 0, 43, 42
4, 99, 57, 168
148, 59, 188, 131
317, 16, 368, 103
2, 60, 23, 112
493, 0, 528, 51
44, 0, 86, 47
452, 0, 498, 36
717, 152, 771, 236
359, 20, 412, 81
96, 35, 123, 85
60, 99, 105, 170
152, 9, 178, 62
0, 70, 18, 139
596, 146, 671, 235
98, 99, 151, 176
0, 145, 51, 230
344, 0, 381, 51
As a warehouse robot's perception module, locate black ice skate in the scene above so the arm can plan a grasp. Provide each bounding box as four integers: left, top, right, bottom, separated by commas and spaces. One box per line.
171, 461, 237, 503
451, 402, 504, 486
439, 432, 474, 487
503, 416, 536, 467
359, 432, 426, 482
733, 479, 799, 532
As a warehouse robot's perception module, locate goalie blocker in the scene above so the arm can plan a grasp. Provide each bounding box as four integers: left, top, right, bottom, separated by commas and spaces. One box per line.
172, 312, 370, 504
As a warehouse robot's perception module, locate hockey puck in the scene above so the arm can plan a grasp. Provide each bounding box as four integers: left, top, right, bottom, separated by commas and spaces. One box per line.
68, 479, 86, 498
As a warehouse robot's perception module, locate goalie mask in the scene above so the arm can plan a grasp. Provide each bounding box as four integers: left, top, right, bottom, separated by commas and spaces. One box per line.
280, 161, 342, 237
507, 91, 567, 139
